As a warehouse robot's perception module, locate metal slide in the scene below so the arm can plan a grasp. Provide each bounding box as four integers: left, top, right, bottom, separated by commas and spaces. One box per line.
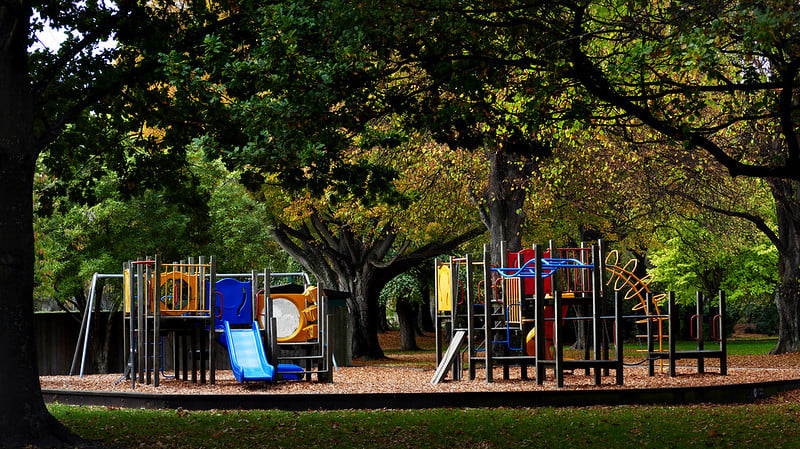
430, 330, 467, 385
223, 321, 302, 382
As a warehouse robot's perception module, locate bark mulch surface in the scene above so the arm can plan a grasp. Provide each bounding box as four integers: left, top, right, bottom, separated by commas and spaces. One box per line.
41, 332, 800, 403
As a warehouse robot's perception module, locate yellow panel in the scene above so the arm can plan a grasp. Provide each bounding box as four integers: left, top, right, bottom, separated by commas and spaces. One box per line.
302, 305, 318, 322
436, 265, 452, 313
304, 286, 318, 303
123, 268, 131, 315
159, 271, 200, 316
271, 286, 322, 342
303, 324, 319, 340
505, 278, 521, 324
273, 293, 310, 342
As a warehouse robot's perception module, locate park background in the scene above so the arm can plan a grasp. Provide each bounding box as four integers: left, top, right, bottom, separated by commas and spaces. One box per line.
3, 1, 800, 447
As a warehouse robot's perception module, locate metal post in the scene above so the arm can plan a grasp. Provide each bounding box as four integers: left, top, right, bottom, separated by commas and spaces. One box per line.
500, 241, 509, 381
483, 244, 493, 383
145, 258, 152, 386
261, 268, 270, 330
153, 256, 161, 387
581, 242, 590, 375
250, 269, 259, 328
615, 290, 624, 385
554, 291, 564, 388
719, 290, 727, 375
516, 250, 528, 380
668, 292, 677, 377
317, 282, 325, 376
465, 254, 476, 380
266, 273, 276, 366
535, 244, 546, 385
325, 311, 333, 382
548, 239, 558, 291
449, 256, 460, 381
126, 262, 135, 388
598, 240, 609, 375
696, 291, 705, 374
136, 259, 145, 384
208, 256, 216, 384
592, 244, 602, 385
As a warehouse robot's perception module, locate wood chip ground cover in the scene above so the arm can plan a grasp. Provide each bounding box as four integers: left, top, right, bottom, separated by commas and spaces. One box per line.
41, 333, 800, 400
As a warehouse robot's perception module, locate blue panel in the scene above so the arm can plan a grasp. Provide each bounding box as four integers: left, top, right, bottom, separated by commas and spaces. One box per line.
214, 278, 253, 328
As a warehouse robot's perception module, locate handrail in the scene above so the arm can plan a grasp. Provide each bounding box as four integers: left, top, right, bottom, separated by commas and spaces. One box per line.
712, 314, 722, 341
690, 314, 700, 340
492, 257, 593, 278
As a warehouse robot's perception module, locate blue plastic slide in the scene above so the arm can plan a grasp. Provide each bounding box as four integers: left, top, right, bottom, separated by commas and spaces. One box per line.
223, 321, 303, 382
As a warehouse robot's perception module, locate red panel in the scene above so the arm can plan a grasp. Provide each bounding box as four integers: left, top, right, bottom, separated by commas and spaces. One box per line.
508, 248, 552, 296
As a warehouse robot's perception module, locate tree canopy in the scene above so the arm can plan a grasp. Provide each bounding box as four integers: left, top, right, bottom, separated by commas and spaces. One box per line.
5, 1, 800, 446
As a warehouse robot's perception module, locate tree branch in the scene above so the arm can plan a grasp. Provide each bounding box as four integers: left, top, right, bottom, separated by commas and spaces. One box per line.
566, 8, 800, 181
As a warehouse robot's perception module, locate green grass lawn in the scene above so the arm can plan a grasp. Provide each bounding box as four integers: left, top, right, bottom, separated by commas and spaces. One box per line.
51, 400, 800, 449
51, 336, 788, 448
623, 338, 777, 356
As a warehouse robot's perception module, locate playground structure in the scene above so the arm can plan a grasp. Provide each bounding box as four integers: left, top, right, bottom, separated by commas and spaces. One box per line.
72, 256, 333, 386
432, 240, 727, 387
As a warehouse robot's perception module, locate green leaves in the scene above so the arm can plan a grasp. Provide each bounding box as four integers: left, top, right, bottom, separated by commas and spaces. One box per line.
379, 272, 423, 307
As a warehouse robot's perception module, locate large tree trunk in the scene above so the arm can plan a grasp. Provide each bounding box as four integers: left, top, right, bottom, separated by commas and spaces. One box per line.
0, 5, 86, 445
770, 179, 800, 354
479, 148, 528, 264
396, 297, 420, 351
417, 271, 434, 333
270, 217, 483, 362
346, 274, 385, 360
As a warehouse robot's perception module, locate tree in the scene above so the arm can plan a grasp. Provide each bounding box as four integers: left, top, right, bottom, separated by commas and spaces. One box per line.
270, 211, 483, 359
379, 271, 424, 351
427, 0, 800, 353
649, 214, 778, 305
34, 176, 198, 374
556, 1, 800, 353
1, 3, 88, 446
196, 154, 296, 274
3, 1, 256, 445
166, 1, 564, 268
263, 141, 485, 359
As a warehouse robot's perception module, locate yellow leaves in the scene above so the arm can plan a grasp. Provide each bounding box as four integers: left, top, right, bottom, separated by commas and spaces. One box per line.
140, 123, 166, 141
